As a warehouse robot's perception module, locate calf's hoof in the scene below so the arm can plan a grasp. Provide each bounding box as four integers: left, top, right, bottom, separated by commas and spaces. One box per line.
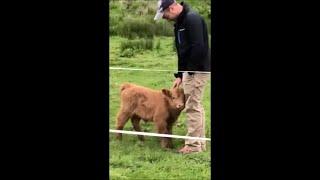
138, 135, 145, 141
115, 134, 122, 140
161, 142, 173, 149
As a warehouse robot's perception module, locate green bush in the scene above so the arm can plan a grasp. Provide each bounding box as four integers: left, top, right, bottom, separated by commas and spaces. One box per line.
110, 16, 173, 38
119, 38, 154, 57
154, 21, 174, 36
109, 0, 210, 38
120, 39, 153, 51
117, 17, 154, 38
143, 38, 153, 50
120, 48, 134, 58
155, 39, 161, 50
109, 26, 117, 36
110, 1, 117, 10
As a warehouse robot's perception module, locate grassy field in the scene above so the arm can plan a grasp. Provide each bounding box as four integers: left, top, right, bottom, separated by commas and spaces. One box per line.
109, 36, 212, 180
109, 0, 212, 179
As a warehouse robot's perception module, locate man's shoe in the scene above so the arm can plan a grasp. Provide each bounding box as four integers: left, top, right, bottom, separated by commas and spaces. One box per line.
178, 145, 202, 154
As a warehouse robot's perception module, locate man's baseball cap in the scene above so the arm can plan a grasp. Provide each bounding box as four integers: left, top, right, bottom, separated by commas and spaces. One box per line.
154, 0, 175, 21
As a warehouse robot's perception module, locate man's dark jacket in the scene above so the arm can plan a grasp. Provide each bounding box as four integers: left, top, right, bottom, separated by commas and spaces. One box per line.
173, 2, 211, 79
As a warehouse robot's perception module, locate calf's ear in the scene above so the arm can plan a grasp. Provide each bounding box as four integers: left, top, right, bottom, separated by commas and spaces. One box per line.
172, 83, 177, 89
161, 89, 172, 98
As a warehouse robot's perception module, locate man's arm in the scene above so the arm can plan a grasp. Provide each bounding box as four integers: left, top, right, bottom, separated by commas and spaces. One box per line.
185, 13, 206, 61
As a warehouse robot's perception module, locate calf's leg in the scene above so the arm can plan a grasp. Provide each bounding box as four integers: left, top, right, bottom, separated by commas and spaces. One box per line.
131, 115, 144, 141
115, 111, 131, 140
155, 120, 172, 149
166, 123, 174, 148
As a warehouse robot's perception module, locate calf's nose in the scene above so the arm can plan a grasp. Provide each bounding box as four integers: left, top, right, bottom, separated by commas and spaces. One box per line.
176, 104, 184, 109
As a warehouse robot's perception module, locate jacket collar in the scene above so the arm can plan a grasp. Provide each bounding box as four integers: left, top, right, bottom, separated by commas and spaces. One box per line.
174, 2, 190, 27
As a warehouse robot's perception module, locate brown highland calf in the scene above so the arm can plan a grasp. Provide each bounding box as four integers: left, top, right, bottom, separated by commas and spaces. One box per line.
115, 83, 185, 148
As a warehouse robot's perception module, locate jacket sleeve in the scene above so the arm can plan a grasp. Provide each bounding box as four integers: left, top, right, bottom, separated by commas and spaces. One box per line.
184, 13, 206, 62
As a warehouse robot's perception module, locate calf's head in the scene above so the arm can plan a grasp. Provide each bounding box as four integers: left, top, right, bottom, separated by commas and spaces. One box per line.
161, 86, 185, 111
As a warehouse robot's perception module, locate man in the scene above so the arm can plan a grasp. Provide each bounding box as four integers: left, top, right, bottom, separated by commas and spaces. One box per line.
154, 0, 211, 154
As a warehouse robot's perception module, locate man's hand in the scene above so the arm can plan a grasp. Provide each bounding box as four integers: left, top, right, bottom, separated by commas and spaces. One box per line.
172, 78, 182, 88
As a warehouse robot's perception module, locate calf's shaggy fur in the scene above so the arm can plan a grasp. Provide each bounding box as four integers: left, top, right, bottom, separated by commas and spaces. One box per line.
115, 83, 185, 148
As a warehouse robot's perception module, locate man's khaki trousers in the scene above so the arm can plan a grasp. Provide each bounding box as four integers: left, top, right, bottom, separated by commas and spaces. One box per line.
182, 72, 210, 151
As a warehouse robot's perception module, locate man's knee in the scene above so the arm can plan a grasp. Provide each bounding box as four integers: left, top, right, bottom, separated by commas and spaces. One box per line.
186, 95, 202, 107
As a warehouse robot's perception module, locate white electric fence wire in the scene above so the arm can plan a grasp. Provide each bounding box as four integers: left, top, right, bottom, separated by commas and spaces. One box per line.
110, 67, 211, 74
110, 129, 211, 141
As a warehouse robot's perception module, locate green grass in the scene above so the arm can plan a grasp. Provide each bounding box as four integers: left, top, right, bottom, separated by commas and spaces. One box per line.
110, 36, 177, 69
109, 0, 210, 38
109, 36, 212, 179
